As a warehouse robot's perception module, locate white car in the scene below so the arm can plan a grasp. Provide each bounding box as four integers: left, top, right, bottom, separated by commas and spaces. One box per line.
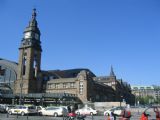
75, 107, 97, 115
104, 107, 124, 116
35, 106, 44, 112
39, 106, 68, 117
8, 105, 37, 116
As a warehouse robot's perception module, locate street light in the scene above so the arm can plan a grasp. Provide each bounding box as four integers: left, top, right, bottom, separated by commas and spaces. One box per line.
19, 82, 23, 105
41, 97, 44, 106
120, 95, 123, 107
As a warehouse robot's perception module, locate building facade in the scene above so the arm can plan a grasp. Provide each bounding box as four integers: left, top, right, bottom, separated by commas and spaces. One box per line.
45, 70, 116, 103
131, 85, 160, 100
94, 67, 134, 104
0, 9, 134, 105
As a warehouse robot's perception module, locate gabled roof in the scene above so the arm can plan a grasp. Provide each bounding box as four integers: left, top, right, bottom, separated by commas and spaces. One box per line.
47, 78, 77, 83
47, 68, 96, 78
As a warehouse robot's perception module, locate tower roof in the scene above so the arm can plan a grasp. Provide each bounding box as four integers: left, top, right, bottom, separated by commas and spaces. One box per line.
24, 8, 40, 34
20, 9, 42, 51
29, 8, 37, 27
110, 66, 115, 76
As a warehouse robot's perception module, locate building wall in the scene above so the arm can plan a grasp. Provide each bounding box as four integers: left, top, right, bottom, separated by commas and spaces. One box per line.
45, 70, 126, 103
131, 85, 159, 99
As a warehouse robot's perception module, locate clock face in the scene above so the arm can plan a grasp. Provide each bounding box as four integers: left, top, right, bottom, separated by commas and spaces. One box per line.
24, 32, 31, 39
35, 33, 39, 40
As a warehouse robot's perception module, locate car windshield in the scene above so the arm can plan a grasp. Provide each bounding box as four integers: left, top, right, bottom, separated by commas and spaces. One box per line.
28, 106, 35, 109
110, 107, 124, 111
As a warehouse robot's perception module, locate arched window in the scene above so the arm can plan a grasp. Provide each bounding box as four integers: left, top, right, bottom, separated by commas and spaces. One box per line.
33, 55, 38, 77
22, 57, 26, 75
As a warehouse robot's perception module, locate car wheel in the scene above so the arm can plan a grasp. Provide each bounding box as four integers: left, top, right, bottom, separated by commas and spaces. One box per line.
39, 112, 42, 116
54, 112, 58, 117
21, 112, 25, 116
90, 112, 93, 116
8, 111, 12, 115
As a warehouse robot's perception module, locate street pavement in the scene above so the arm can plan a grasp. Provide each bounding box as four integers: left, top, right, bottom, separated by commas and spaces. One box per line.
0, 114, 156, 120
0, 112, 157, 120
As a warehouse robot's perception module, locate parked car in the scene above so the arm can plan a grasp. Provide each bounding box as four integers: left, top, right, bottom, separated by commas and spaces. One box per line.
5, 105, 15, 112
0, 104, 7, 113
104, 107, 124, 116
8, 105, 37, 116
35, 106, 45, 115
75, 107, 97, 115
39, 106, 68, 117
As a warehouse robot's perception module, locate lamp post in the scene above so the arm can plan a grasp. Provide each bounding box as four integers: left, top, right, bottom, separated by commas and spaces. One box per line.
120, 95, 123, 107
19, 82, 23, 105
41, 97, 44, 106
63, 98, 66, 106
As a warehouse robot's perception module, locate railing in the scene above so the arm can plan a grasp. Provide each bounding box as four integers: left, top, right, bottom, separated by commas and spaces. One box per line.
0, 93, 77, 99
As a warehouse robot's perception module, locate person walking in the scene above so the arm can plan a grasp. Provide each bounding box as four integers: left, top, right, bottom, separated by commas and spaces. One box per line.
140, 112, 149, 120
154, 107, 160, 120
119, 108, 131, 120
106, 113, 114, 120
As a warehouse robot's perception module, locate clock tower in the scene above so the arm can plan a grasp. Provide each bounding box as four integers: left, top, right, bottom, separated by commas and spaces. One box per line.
14, 9, 42, 94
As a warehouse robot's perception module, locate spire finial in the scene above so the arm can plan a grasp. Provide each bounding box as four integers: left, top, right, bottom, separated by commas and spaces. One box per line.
28, 8, 38, 27
110, 65, 115, 76
32, 8, 37, 19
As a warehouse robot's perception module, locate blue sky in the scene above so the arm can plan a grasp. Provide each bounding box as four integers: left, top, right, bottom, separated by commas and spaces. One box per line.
0, 0, 160, 85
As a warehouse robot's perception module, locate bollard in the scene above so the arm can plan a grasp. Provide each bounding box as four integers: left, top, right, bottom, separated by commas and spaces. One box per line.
62, 113, 64, 120
6, 112, 9, 118
27, 113, 28, 120
92, 114, 93, 120
17, 112, 18, 118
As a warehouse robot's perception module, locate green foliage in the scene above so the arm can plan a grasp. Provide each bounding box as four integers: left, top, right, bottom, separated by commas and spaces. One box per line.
154, 97, 160, 104
136, 96, 155, 105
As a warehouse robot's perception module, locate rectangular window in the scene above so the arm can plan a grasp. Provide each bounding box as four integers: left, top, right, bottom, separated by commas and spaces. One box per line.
63, 83, 67, 88
70, 82, 75, 88
79, 82, 83, 94
48, 83, 51, 89
55, 83, 59, 89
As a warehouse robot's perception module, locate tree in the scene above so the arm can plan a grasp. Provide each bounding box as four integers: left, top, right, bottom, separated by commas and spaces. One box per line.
136, 96, 154, 105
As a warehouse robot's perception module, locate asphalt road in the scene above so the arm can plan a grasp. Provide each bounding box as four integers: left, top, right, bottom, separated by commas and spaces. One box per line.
0, 112, 157, 120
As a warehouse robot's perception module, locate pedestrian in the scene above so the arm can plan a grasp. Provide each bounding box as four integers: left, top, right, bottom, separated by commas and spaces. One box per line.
106, 113, 114, 120
111, 112, 117, 120
153, 107, 160, 120
140, 112, 149, 120
119, 108, 131, 120
67, 105, 71, 113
